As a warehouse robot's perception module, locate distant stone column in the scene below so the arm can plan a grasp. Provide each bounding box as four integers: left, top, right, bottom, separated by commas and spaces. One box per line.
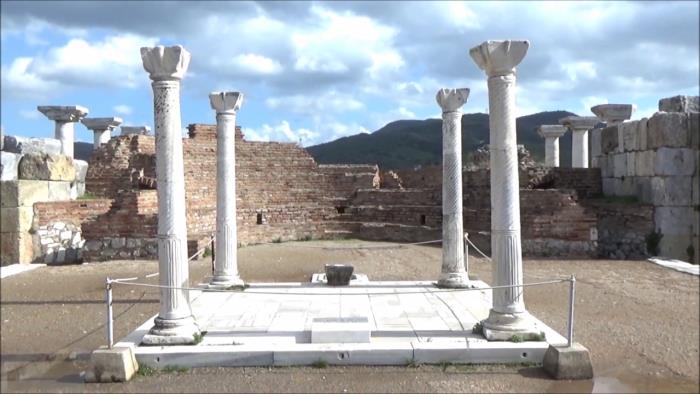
81, 117, 123, 150
121, 126, 151, 135
591, 104, 635, 154
37, 106, 89, 158
435, 88, 471, 288
559, 116, 599, 168
537, 125, 567, 167
470, 40, 540, 341
209, 91, 245, 288
140, 45, 199, 345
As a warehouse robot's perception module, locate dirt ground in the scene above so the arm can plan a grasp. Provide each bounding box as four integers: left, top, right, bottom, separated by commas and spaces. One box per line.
1, 240, 698, 393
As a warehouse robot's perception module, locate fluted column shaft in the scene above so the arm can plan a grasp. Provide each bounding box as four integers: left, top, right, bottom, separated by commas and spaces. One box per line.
211, 109, 243, 286
487, 74, 525, 315
153, 79, 191, 321
55, 121, 75, 158
441, 110, 465, 277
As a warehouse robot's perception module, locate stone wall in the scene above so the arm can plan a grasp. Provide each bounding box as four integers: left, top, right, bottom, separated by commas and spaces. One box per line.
592, 97, 699, 263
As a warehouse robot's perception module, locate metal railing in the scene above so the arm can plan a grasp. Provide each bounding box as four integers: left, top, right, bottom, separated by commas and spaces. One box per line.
103, 233, 577, 348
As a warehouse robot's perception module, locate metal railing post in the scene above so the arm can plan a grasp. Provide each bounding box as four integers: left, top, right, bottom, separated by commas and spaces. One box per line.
567, 274, 576, 347
464, 232, 469, 273
106, 277, 114, 349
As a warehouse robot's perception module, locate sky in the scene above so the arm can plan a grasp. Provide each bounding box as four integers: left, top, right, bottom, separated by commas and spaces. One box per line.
1, 1, 698, 147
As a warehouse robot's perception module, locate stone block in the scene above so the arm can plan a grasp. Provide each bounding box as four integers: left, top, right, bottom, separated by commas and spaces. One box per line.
543, 343, 593, 380
599, 156, 611, 178
654, 147, 696, 176
0, 206, 34, 233
650, 177, 692, 206
620, 121, 641, 152
3, 135, 62, 156
612, 153, 627, 178
84, 346, 138, 383
638, 118, 649, 151
635, 150, 655, 177
690, 112, 699, 149
48, 181, 72, 201
658, 233, 695, 262
693, 175, 699, 206
0, 231, 34, 265
0, 180, 50, 208
1, 152, 22, 181
655, 206, 694, 238
311, 317, 370, 344
626, 152, 636, 177
647, 112, 691, 148
600, 126, 619, 154
635, 176, 653, 204
602, 177, 617, 196
658, 95, 700, 113
616, 176, 636, 196
18, 153, 76, 181
590, 128, 602, 158
74, 160, 89, 183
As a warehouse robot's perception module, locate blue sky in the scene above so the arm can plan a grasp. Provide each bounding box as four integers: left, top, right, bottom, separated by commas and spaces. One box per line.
1, 1, 698, 146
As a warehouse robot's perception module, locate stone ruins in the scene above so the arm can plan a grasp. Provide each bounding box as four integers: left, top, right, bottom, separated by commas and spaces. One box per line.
1, 49, 699, 270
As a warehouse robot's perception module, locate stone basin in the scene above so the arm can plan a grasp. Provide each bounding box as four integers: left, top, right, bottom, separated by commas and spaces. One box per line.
324, 264, 354, 286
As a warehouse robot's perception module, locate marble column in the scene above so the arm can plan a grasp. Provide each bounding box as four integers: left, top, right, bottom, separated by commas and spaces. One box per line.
81, 117, 123, 149
37, 105, 89, 158
209, 91, 245, 288
140, 45, 199, 345
121, 125, 151, 135
470, 40, 540, 341
537, 125, 567, 167
559, 116, 599, 168
435, 88, 471, 288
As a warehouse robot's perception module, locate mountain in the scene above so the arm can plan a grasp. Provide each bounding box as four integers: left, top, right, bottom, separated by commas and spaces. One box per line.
75, 142, 93, 162
306, 111, 577, 169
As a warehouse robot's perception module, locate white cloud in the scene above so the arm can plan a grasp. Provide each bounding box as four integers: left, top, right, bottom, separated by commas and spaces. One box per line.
561, 61, 598, 82
230, 53, 283, 75
266, 91, 364, 115
113, 104, 132, 115
243, 121, 319, 145
1, 33, 158, 100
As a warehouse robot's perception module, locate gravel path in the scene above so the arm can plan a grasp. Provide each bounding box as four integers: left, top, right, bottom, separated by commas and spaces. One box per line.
1, 240, 698, 393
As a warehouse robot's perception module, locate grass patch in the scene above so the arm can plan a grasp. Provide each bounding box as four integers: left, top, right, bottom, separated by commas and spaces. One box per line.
136, 364, 157, 377
298, 234, 314, 242
192, 331, 207, 345
533, 331, 546, 342
438, 361, 452, 372
272, 237, 283, 244
77, 192, 97, 200
472, 322, 483, 335
162, 365, 189, 374
311, 359, 328, 369
405, 359, 419, 368
225, 283, 250, 291
596, 195, 639, 204
509, 334, 524, 343
202, 247, 212, 258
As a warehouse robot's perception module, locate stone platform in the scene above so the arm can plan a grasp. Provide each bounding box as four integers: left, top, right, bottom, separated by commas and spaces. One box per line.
116, 280, 567, 368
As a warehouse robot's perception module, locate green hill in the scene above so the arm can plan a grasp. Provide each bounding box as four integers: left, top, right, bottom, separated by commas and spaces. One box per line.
306, 111, 577, 169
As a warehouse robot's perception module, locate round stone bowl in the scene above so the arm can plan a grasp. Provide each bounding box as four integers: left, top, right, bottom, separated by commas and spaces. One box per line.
324, 264, 354, 286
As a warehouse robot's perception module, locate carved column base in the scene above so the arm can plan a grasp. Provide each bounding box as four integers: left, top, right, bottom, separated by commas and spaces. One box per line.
207, 275, 245, 289
481, 309, 542, 341
141, 316, 200, 345
437, 272, 471, 288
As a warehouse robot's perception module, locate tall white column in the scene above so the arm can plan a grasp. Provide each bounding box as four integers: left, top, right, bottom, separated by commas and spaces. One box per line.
37, 106, 89, 158
470, 40, 540, 341
435, 88, 471, 288
559, 116, 599, 168
81, 117, 123, 150
209, 91, 245, 288
140, 45, 199, 345
537, 125, 567, 167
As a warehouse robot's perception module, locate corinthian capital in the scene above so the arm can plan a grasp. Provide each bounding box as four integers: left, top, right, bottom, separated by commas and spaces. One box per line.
436, 88, 470, 113
141, 45, 191, 81
469, 40, 529, 77
209, 91, 244, 115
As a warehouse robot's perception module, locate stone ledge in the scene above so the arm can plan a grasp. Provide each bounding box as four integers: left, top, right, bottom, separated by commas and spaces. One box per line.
84, 346, 138, 383
543, 343, 594, 380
